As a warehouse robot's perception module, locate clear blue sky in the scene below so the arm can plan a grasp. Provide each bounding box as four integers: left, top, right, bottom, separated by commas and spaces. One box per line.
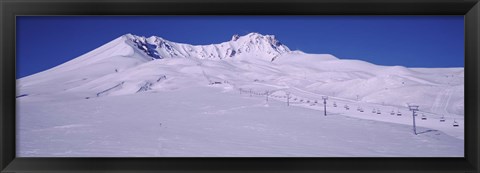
17, 16, 464, 78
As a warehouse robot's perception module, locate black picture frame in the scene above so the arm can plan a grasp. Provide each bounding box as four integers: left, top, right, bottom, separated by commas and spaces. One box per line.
1, 0, 479, 172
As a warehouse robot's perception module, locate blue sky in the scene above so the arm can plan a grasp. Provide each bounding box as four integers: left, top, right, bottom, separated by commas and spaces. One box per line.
17, 16, 464, 78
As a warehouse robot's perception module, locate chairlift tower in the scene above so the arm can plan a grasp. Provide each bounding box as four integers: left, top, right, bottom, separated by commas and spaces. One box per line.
408, 105, 419, 135
322, 96, 328, 116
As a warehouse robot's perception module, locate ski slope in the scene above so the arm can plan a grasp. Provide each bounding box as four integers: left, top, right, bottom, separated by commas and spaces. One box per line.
16, 33, 464, 157
17, 87, 463, 157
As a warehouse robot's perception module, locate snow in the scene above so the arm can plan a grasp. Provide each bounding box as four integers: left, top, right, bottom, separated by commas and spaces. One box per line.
17, 87, 463, 157
16, 33, 464, 157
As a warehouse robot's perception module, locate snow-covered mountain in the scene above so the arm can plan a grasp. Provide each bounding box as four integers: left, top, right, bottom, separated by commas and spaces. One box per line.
126, 32, 290, 60
16, 32, 464, 157
17, 32, 464, 116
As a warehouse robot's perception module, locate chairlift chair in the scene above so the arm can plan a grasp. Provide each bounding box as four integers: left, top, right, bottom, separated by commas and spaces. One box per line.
333, 102, 337, 107
390, 110, 395, 115
397, 111, 402, 116
440, 116, 446, 122
372, 109, 376, 113
421, 114, 427, 120
453, 120, 459, 127
376, 109, 381, 114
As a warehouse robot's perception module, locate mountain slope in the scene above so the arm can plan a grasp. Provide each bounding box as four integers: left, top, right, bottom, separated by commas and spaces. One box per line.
17, 33, 463, 116
16, 32, 464, 157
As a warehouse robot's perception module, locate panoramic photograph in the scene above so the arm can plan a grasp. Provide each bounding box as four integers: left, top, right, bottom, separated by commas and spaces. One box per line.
16, 16, 464, 157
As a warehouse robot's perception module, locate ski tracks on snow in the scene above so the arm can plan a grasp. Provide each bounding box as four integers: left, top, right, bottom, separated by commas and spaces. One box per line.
430, 88, 453, 116
155, 123, 165, 156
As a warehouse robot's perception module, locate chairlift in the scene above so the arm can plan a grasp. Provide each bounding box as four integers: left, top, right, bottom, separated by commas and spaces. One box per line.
440, 116, 446, 122
377, 110, 381, 114
453, 120, 459, 127
421, 114, 427, 120
397, 111, 402, 116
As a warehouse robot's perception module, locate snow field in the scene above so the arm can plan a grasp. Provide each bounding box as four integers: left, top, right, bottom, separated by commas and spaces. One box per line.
17, 87, 463, 157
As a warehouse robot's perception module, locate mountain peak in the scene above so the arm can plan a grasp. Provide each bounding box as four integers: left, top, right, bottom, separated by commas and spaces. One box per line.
231, 34, 240, 41
232, 32, 281, 45
229, 32, 289, 55
245, 32, 264, 37
124, 34, 168, 44
122, 32, 290, 61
